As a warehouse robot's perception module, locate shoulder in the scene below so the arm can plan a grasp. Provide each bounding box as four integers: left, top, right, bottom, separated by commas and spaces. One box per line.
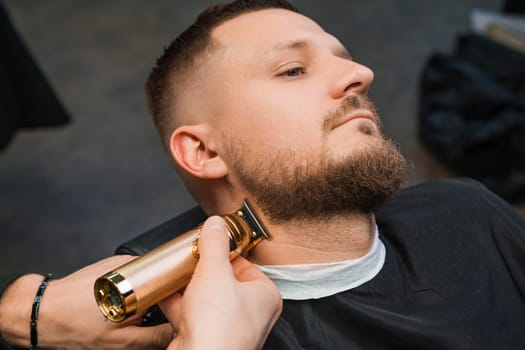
393, 177, 490, 205
378, 177, 501, 219
376, 177, 525, 242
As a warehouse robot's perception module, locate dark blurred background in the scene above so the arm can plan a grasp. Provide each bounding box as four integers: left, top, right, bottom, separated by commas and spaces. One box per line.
1, 0, 522, 276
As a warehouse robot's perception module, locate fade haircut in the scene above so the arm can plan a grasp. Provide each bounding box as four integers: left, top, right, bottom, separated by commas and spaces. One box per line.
145, 0, 299, 150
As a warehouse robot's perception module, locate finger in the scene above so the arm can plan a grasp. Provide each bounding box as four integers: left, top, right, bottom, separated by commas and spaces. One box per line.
158, 292, 183, 331
242, 280, 283, 328
198, 216, 229, 257
193, 216, 231, 274
122, 322, 174, 349
231, 256, 273, 283
231, 257, 283, 320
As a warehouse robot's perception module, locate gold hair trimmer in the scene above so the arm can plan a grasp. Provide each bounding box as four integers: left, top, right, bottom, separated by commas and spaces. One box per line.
94, 200, 270, 323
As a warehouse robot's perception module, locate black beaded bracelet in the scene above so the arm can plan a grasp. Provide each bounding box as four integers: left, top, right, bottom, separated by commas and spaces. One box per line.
30, 274, 52, 350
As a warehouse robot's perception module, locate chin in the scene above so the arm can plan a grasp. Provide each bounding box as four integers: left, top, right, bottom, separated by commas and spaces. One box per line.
358, 122, 377, 135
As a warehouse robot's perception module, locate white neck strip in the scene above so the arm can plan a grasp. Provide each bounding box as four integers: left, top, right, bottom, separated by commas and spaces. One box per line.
257, 226, 385, 300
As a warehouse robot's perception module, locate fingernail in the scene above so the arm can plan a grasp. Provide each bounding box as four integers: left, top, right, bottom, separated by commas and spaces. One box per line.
204, 216, 225, 232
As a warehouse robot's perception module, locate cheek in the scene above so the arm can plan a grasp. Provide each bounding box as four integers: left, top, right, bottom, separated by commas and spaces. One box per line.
229, 83, 326, 148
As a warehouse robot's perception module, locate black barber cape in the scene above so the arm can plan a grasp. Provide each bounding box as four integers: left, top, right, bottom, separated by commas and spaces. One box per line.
262, 179, 525, 349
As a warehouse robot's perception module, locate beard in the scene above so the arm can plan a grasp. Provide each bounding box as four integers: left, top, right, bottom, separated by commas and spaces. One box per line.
223, 97, 408, 224
225, 136, 408, 224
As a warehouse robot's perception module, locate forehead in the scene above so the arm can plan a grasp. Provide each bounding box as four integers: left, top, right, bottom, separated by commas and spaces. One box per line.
211, 9, 338, 59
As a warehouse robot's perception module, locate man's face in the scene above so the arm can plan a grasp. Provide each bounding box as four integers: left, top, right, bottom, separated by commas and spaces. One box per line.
186, 9, 406, 221
207, 9, 377, 159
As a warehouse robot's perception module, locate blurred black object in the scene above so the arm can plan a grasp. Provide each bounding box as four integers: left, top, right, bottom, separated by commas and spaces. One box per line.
503, 0, 525, 14
0, 2, 70, 152
419, 33, 525, 203
115, 205, 206, 256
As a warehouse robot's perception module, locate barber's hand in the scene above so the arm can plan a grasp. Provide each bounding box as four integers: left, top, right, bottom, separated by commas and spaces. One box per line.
43, 256, 174, 349
0, 255, 173, 349
159, 216, 282, 350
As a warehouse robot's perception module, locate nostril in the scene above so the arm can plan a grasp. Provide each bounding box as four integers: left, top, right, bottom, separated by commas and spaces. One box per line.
344, 81, 362, 92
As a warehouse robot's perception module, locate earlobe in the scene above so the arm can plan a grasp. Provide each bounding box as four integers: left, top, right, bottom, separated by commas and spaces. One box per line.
169, 125, 228, 179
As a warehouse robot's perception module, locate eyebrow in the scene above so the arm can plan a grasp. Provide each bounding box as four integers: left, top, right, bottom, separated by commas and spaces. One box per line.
267, 38, 353, 60
272, 39, 310, 52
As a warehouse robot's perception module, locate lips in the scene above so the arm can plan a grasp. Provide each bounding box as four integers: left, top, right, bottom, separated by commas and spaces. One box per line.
331, 109, 376, 130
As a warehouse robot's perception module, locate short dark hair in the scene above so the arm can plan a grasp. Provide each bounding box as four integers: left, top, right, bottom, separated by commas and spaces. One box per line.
145, 0, 299, 149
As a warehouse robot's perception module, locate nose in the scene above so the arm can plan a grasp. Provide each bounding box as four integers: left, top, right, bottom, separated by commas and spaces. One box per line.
328, 59, 374, 98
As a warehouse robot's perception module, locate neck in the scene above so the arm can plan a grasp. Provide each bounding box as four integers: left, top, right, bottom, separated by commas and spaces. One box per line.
247, 211, 376, 265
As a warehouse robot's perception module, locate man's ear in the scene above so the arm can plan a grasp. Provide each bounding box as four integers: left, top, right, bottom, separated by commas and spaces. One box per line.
169, 124, 228, 179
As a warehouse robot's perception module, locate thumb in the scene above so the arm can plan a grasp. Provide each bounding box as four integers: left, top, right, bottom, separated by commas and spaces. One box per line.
194, 216, 230, 273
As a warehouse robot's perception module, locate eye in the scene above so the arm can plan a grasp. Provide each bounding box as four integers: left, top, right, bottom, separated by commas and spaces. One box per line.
279, 67, 305, 77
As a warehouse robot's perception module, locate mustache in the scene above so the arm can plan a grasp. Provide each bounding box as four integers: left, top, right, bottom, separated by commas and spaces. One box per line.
322, 95, 381, 132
